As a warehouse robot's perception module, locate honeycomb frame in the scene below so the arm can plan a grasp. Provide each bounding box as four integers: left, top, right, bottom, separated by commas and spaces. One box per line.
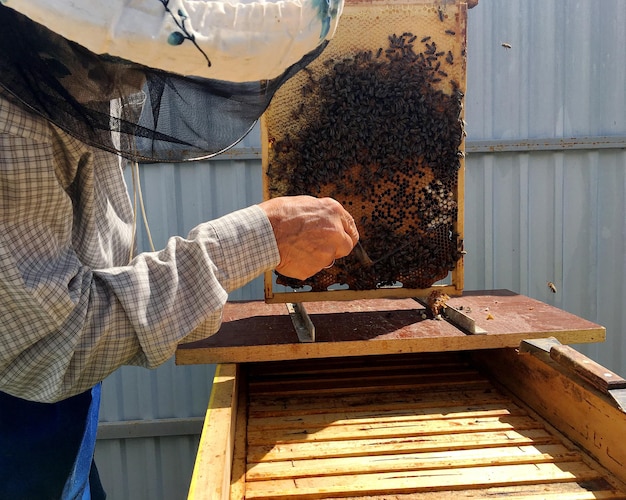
263, 0, 467, 303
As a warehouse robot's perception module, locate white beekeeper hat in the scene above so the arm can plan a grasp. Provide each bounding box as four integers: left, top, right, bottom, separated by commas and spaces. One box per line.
0, 0, 343, 161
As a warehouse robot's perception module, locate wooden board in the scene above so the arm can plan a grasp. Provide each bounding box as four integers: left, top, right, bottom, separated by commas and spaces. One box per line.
188, 352, 626, 499
187, 364, 239, 499
176, 290, 605, 365
473, 348, 626, 485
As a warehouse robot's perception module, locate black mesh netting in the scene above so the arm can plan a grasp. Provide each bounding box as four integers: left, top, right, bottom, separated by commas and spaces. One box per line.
0, 5, 326, 163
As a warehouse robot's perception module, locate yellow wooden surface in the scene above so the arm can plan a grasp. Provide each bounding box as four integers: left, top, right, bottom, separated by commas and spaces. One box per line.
231, 352, 626, 499
188, 364, 238, 500
189, 349, 626, 498
229, 372, 248, 500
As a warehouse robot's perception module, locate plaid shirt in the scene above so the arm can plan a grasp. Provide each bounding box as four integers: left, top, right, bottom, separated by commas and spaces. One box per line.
0, 94, 279, 402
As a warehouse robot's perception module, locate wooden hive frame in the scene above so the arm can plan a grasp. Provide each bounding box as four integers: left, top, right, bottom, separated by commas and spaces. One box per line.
188, 348, 626, 499
262, 0, 468, 304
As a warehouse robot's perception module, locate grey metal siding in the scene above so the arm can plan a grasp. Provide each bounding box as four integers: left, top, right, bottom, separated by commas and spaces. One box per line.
464, 147, 626, 369
94, 1, 626, 498
466, 0, 626, 140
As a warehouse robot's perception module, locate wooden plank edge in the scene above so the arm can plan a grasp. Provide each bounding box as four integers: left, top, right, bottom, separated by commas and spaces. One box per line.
176, 328, 604, 365
245, 445, 582, 481
245, 415, 545, 446
242, 462, 604, 499
264, 285, 461, 304
246, 405, 524, 432
319, 484, 626, 500
230, 368, 249, 500
188, 364, 239, 500
245, 428, 561, 463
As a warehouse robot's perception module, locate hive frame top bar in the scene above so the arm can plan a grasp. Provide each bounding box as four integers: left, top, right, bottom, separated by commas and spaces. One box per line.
345, 0, 465, 5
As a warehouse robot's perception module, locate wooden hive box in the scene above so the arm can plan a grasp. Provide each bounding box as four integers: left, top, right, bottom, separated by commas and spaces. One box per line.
262, 0, 468, 303
179, 291, 626, 499
187, 348, 626, 499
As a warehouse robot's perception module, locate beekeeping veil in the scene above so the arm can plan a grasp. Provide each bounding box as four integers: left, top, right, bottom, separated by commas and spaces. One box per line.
0, 0, 342, 162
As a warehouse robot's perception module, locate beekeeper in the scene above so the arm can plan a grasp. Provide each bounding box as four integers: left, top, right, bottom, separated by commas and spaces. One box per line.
0, 1, 356, 497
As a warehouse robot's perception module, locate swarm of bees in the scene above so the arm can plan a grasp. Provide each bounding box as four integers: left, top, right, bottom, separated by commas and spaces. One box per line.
266, 27, 465, 292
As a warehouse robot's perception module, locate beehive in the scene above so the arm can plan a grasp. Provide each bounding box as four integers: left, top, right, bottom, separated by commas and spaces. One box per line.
262, 0, 467, 303
187, 349, 626, 499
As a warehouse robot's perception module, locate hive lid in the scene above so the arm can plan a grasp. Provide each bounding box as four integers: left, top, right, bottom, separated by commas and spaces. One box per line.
177, 290, 605, 365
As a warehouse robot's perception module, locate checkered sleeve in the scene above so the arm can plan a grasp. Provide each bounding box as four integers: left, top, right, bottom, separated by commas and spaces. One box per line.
100, 206, 280, 366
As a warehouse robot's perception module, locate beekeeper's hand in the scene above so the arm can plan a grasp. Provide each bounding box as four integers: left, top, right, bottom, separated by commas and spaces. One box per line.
259, 196, 359, 280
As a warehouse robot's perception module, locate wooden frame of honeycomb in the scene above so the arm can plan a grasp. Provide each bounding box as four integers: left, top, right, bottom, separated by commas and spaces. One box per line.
263, 0, 467, 303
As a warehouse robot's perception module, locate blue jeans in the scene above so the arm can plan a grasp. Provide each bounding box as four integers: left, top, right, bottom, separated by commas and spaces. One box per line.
0, 384, 106, 499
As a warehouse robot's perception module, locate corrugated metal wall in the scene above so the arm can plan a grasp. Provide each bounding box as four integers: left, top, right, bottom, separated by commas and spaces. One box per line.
463, 0, 626, 368
95, 1, 626, 498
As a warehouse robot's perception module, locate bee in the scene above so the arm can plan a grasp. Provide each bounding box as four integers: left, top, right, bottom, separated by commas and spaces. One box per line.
501, 42, 512, 49
547, 281, 557, 293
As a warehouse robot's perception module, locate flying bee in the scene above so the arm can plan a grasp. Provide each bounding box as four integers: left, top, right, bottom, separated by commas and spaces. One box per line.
547, 281, 557, 293
501, 42, 512, 49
